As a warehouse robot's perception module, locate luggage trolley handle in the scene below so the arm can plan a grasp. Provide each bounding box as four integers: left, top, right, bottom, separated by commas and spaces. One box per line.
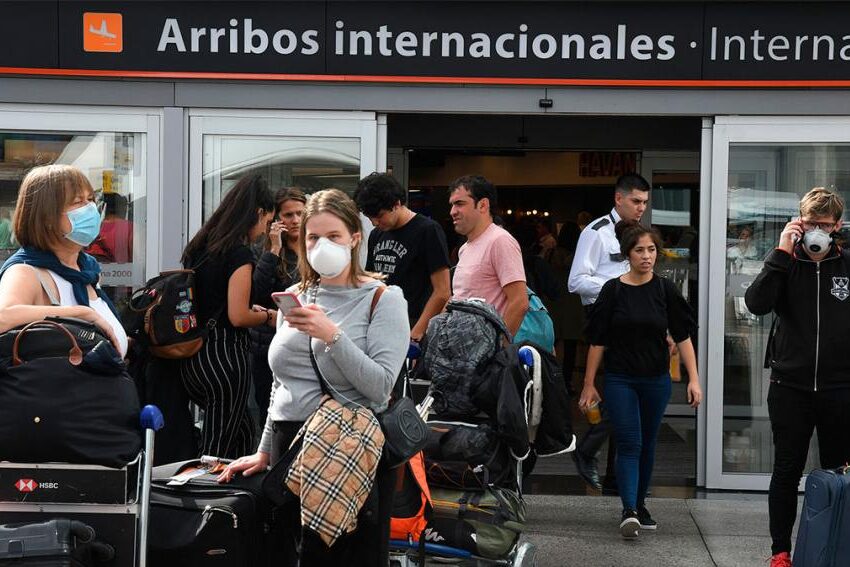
137, 405, 164, 567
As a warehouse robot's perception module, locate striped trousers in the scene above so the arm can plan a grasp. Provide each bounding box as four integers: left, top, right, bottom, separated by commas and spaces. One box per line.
180, 326, 254, 459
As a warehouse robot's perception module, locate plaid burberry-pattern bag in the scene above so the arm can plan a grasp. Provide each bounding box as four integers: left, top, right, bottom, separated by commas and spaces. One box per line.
285, 395, 385, 546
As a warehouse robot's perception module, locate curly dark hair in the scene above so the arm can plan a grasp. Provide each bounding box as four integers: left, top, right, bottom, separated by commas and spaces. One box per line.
354, 172, 406, 217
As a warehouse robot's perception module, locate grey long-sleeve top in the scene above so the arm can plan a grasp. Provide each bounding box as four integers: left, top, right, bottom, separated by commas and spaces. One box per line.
258, 280, 409, 453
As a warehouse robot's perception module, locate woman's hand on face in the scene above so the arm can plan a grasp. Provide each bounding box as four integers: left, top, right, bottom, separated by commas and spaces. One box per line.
284, 304, 338, 343
687, 380, 703, 409
269, 222, 286, 255
216, 452, 270, 483
578, 385, 601, 411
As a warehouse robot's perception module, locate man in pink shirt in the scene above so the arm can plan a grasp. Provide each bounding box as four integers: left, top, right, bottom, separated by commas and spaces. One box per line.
450, 175, 528, 336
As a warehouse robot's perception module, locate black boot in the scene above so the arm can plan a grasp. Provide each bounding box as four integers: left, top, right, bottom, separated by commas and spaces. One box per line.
571, 421, 609, 491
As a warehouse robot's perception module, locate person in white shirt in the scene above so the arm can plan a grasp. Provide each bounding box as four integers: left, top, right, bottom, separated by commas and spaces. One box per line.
567, 173, 650, 492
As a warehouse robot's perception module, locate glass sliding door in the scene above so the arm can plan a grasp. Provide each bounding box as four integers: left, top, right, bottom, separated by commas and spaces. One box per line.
642, 152, 701, 417
706, 118, 850, 490
188, 110, 379, 235
0, 107, 160, 311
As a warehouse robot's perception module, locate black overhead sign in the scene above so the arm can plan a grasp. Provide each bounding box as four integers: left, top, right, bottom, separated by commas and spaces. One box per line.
3, 1, 850, 85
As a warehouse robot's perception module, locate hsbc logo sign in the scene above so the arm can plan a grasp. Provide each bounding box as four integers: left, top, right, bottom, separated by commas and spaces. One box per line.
15, 479, 36, 493
14, 479, 59, 493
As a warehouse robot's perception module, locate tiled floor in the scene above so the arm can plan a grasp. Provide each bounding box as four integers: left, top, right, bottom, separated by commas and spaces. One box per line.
521, 493, 792, 567
528, 416, 697, 496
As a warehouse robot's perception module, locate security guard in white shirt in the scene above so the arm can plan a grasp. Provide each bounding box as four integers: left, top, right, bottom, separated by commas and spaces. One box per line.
567, 173, 651, 492
569, 174, 651, 306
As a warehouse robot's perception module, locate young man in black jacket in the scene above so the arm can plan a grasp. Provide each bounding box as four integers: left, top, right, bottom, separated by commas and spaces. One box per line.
744, 187, 850, 567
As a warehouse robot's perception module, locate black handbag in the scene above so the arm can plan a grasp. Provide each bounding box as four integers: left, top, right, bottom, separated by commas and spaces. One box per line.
376, 395, 429, 468
0, 319, 141, 467
0, 316, 112, 366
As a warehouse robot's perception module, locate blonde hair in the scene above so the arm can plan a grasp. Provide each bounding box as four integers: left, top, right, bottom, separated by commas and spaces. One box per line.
13, 164, 94, 250
297, 189, 382, 291
800, 187, 844, 221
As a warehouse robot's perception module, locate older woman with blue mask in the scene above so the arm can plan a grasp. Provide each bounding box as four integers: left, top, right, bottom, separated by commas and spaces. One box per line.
0, 164, 125, 356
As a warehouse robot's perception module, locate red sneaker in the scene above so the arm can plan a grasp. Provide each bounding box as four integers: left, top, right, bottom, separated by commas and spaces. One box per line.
769, 552, 792, 567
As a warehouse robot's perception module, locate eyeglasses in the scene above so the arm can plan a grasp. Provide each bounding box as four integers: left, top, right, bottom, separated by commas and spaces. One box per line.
801, 220, 836, 232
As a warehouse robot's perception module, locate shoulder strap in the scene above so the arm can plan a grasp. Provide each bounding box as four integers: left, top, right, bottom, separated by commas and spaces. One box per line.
370, 284, 387, 321
24, 264, 60, 306
309, 283, 387, 395
660, 274, 670, 307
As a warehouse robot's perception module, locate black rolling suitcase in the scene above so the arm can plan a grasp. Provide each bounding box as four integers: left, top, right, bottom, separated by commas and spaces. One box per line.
148, 460, 284, 566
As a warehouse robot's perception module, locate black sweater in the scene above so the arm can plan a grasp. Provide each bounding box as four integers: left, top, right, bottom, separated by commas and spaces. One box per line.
249, 246, 299, 347
745, 246, 850, 392
586, 275, 695, 377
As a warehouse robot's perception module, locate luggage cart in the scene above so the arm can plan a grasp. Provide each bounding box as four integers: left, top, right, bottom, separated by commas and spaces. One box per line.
390, 346, 541, 567
0, 404, 165, 566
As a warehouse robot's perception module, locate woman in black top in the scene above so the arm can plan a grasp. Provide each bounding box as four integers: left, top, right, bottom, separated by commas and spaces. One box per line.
180, 174, 276, 458
249, 187, 306, 429
579, 220, 702, 539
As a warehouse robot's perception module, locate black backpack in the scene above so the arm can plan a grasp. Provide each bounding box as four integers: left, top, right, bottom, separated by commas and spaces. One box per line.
418, 299, 510, 418
124, 269, 207, 359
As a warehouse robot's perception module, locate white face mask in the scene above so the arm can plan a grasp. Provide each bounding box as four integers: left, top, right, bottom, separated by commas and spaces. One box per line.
802, 227, 832, 256
307, 237, 352, 278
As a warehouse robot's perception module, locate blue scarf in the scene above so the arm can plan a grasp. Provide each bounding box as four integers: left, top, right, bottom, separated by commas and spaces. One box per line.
0, 247, 117, 316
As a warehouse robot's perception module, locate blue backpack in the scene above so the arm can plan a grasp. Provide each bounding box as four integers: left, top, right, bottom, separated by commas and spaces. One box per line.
514, 287, 555, 352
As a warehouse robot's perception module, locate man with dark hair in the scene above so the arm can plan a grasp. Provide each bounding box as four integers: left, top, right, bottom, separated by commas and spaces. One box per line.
567, 173, 650, 493
355, 172, 451, 341
449, 174, 528, 335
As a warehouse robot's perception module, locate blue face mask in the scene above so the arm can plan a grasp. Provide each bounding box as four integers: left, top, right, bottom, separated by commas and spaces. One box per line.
64, 202, 103, 247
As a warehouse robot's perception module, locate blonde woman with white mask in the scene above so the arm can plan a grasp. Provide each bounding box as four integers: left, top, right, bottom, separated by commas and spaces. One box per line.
220, 189, 409, 566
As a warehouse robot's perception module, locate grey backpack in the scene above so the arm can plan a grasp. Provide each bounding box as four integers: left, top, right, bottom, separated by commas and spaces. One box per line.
420, 299, 510, 418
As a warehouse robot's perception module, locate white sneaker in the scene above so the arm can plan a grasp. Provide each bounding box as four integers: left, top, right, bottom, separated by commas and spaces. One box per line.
620, 510, 640, 539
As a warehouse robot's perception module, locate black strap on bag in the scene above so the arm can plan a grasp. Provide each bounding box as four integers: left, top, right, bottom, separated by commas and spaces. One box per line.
306, 285, 428, 469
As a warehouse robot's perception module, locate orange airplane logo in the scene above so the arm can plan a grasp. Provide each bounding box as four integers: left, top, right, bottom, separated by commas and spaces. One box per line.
83, 13, 123, 53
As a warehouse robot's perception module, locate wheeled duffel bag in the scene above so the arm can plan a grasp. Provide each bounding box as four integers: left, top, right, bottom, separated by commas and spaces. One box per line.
793, 466, 850, 567
148, 460, 285, 567
424, 421, 513, 491
0, 319, 141, 468
425, 486, 525, 560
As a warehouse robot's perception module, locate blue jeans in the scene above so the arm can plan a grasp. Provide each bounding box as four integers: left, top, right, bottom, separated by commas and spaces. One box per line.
603, 372, 672, 511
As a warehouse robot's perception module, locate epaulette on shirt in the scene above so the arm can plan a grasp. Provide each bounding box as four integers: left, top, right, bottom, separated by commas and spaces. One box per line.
591, 218, 610, 231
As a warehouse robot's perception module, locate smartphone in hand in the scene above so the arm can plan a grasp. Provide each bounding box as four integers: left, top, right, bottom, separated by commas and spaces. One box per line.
271, 292, 302, 317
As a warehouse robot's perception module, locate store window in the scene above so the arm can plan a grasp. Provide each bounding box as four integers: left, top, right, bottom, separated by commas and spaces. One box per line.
723, 144, 850, 474
0, 131, 146, 310
201, 135, 360, 222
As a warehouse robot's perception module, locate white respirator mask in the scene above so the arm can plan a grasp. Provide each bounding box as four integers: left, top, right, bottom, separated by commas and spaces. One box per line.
307, 237, 353, 278
802, 227, 832, 256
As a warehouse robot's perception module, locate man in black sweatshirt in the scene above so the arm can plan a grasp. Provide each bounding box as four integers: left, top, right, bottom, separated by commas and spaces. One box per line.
744, 187, 850, 567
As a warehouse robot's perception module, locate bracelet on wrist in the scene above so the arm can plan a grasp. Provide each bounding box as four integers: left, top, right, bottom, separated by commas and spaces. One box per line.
324, 330, 343, 353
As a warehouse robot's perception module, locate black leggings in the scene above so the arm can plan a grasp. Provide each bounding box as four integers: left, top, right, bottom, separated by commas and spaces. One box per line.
767, 383, 850, 554
272, 421, 395, 567
271, 421, 305, 567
